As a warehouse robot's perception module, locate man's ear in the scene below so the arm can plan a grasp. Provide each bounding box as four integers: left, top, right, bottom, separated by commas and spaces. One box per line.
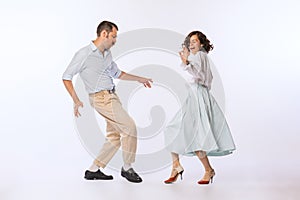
101, 30, 108, 38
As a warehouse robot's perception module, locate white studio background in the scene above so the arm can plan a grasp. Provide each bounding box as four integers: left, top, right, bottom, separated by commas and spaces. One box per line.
0, 0, 300, 200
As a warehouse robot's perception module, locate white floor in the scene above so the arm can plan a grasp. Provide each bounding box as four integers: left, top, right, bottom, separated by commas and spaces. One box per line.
1, 118, 299, 200
3, 174, 299, 200
2, 157, 299, 200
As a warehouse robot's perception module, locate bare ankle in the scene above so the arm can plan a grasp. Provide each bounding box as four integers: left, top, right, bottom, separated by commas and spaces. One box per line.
173, 162, 180, 168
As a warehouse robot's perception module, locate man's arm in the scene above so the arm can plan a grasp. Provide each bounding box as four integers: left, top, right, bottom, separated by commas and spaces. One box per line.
63, 80, 83, 117
118, 71, 153, 88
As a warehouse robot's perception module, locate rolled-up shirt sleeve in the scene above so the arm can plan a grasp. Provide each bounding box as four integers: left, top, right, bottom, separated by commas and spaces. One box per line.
62, 51, 86, 80
109, 61, 122, 78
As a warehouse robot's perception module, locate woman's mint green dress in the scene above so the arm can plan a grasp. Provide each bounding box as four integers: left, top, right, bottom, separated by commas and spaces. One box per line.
164, 49, 236, 156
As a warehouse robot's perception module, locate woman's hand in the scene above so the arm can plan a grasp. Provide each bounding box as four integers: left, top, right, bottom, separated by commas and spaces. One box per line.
179, 46, 190, 65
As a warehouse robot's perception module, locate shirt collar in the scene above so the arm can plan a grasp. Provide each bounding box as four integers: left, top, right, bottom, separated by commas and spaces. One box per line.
90, 41, 98, 52
89, 41, 110, 56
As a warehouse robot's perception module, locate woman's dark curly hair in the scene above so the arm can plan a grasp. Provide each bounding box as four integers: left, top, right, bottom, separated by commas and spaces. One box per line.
183, 31, 214, 53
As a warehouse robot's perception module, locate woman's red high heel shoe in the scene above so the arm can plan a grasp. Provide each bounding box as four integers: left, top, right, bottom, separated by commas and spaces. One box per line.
164, 166, 184, 184
198, 169, 215, 184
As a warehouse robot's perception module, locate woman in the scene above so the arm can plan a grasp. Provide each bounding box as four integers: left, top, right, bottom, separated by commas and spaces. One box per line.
164, 31, 236, 184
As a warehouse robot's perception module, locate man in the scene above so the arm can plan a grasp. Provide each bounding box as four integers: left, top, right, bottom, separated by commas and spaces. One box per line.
62, 21, 152, 183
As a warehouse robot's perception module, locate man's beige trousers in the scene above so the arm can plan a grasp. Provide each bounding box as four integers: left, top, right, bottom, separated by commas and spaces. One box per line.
89, 91, 137, 168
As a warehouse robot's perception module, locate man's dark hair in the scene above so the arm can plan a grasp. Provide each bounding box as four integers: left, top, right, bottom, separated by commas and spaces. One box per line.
96, 21, 118, 37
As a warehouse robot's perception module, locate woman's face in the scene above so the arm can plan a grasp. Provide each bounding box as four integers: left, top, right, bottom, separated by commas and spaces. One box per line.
189, 35, 201, 54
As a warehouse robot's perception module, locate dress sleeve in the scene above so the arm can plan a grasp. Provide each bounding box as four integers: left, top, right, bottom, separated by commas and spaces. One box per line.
181, 53, 205, 81
181, 52, 213, 90
199, 52, 213, 90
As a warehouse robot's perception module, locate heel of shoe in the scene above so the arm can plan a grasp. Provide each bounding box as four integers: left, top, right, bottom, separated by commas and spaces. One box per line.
210, 170, 215, 184
198, 169, 215, 185
164, 167, 184, 184
179, 170, 184, 180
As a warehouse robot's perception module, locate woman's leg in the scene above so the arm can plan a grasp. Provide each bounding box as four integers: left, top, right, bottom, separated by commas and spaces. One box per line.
171, 152, 180, 167
195, 150, 215, 184
164, 152, 184, 183
195, 151, 213, 171
170, 152, 184, 174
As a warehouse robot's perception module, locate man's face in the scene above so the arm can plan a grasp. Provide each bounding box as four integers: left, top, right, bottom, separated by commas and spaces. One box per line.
103, 27, 117, 50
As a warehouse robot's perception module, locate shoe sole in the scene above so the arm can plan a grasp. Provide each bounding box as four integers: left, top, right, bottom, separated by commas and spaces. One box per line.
84, 176, 113, 180
121, 173, 142, 183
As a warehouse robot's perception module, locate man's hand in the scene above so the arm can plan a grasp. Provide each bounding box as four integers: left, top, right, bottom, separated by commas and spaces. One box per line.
63, 80, 83, 117
138, 78, 153, 88
74, 101, 83, 117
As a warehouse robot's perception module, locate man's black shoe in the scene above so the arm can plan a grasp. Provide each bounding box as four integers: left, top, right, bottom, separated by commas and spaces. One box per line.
121, 167, 143, 183
84, 169, 113, 180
